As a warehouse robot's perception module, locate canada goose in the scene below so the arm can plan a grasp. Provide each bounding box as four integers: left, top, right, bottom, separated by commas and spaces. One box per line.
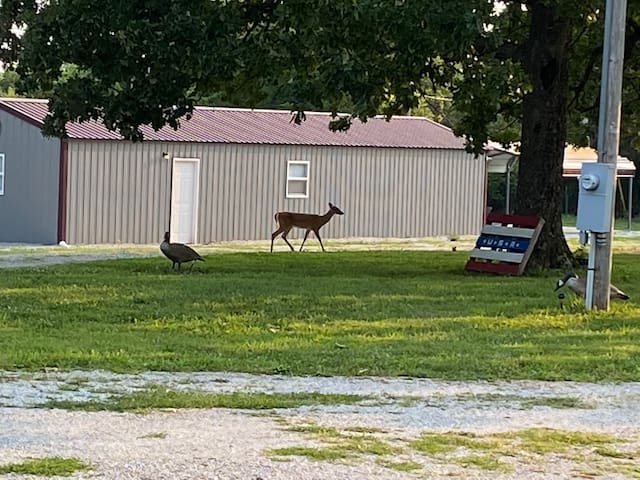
554, 272, 630, 300
160, 232, 204, 271
271, 202, 345, 252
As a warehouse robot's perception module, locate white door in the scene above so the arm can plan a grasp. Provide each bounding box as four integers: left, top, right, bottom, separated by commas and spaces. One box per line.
170, 158, 200, 243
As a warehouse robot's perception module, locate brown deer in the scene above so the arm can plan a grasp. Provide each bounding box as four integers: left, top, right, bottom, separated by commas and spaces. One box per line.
271, 203, 344, 252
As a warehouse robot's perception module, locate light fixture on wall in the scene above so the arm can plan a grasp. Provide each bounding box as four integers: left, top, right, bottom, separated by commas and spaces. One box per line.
162, 151, 171, 160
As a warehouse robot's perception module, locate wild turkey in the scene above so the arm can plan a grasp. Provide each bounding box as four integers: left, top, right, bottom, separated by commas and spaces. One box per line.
554, 272, 630, 300
160, 232, 204, 271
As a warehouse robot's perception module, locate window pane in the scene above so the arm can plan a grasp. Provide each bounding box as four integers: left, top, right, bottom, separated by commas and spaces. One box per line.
287, 180, 307, 196
288, 163, 307, 178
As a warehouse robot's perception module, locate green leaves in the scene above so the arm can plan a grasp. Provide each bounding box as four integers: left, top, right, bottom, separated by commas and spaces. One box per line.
1, 0, 634, 153
0, 0, 598, 148
6, 0, 494, 144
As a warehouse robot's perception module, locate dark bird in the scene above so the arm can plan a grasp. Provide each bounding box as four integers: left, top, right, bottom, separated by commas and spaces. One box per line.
160, 232, 204, 271
554, 272, 630, 300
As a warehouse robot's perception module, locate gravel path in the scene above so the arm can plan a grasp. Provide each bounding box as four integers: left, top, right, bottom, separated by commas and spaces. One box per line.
2, 371, 640, 479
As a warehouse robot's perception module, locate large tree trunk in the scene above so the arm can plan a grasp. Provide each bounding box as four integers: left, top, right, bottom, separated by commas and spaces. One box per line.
516, 2, 574, 270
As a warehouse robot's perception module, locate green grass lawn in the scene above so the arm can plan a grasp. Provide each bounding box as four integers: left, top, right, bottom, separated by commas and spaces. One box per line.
0, 250, 639, 381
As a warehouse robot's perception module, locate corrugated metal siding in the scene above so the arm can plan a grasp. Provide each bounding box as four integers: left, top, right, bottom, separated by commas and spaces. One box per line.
222, 144, 486, 241
0, 109, 60, 244
65, 141, 484, 244
66, 140, 172, 244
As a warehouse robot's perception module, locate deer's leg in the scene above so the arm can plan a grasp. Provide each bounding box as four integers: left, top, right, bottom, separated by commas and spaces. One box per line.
281, 227, 295, 251
300, 230, 311, 251
271, 226, 285, 252
314, 229, 326, 252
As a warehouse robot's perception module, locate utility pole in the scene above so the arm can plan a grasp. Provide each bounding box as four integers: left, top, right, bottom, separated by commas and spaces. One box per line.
592, 0, 627, 309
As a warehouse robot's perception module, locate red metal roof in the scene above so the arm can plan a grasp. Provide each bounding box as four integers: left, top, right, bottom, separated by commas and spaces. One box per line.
0, 97, 465, 149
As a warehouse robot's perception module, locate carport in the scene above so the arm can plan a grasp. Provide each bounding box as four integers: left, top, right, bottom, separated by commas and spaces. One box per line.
486, 145, 636, 229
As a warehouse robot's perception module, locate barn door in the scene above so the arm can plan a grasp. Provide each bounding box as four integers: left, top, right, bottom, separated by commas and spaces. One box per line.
170, 158, 200, 243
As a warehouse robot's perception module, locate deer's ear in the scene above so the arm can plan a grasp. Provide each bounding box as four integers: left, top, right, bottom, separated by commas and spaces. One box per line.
329, 202, 334, 208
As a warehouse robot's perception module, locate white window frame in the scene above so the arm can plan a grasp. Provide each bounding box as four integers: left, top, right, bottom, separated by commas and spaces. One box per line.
0, 153, 5, 196
286, 160, 309, 198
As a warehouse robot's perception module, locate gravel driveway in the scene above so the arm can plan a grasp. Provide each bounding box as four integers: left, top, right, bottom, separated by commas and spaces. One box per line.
1, 371, 640, 479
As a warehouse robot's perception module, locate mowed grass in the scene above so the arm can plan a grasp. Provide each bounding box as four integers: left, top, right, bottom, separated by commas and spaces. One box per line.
44, 387, 369, 412
0, 457, 90, 476
0, 250, 639, 381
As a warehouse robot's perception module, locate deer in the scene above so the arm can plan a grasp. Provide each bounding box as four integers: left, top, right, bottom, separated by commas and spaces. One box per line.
271, 203, 344, 252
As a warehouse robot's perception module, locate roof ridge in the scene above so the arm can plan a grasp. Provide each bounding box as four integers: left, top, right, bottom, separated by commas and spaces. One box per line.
3, 99, 450, 125
0, 96, 47, 103
195, 106, 346, 117
195, 105, 451, 123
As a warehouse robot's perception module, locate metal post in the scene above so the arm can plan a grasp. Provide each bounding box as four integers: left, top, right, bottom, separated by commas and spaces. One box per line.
593, 0, 627, 310
586, 232, 596, 309
505, 156, 517, 215
505, 163, 511, 214
629, 177, 633, 230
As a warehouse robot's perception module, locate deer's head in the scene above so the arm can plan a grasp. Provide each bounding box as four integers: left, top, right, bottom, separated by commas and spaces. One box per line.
329, 203, 344, 215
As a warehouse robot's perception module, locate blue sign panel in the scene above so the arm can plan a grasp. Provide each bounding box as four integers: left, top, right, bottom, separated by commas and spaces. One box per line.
476, 235, 530, 252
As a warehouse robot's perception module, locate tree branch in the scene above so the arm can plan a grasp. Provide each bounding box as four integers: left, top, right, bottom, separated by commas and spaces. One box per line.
567, 45, 600, 110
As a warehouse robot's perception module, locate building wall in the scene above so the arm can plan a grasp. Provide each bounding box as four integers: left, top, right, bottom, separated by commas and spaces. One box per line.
0, 109, 60, 244
66, 140, 171, 244
65, 140, 485, 244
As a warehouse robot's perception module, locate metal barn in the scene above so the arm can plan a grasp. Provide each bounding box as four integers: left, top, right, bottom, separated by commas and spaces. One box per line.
0, 98, 486, 245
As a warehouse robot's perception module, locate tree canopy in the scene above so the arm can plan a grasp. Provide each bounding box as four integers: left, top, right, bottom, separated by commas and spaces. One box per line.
2, 0, 640, 268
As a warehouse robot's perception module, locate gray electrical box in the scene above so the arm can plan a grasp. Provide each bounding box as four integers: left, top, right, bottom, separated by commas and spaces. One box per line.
576, 162, 616, 232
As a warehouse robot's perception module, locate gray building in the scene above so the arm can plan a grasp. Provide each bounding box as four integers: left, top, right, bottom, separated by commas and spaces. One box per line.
0, 97, 486, 245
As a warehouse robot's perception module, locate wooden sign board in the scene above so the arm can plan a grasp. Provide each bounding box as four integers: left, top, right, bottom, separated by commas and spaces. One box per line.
465, 213, 545, 275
